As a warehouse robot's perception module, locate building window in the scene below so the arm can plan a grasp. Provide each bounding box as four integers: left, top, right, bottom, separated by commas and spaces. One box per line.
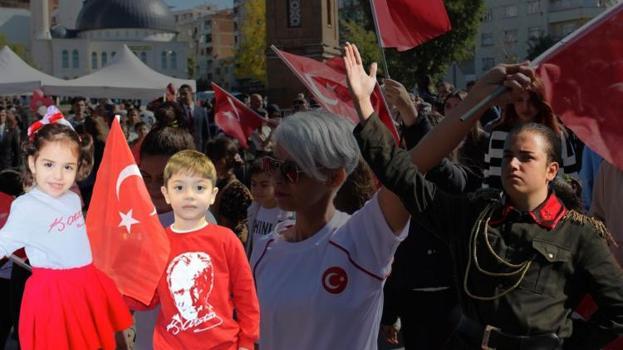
482, 57, 495, 71
528, 26, 543, 39
288, 0, 302, 27
140, 52, 147, 63
72, 50, 79, 68
327, 0, 332, 26
171, 52, 177, 69
504, 29, 518, 43
527, 1, 541, 14
161, 51, 168, 69
204, 20, 211, 29
101, 52, 108, 66
504, 5, 518, 17
481, 33, 494, 46
111, 51, 116, 59
62, 50, 69, 68
91, 52, 97, 69
205, 34, 212, 43
549, 0, 576, 11
483, 8, 493, 22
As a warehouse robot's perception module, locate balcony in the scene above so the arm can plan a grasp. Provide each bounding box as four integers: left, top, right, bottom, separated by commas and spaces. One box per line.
548, 0, 605, 12
547, 1, 604, 23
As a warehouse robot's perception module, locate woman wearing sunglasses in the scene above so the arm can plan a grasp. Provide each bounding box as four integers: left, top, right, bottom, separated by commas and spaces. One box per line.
250, 109, 410, 350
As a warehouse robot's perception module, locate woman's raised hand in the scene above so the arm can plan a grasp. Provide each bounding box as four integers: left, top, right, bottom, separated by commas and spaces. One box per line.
344, 43, 377, 121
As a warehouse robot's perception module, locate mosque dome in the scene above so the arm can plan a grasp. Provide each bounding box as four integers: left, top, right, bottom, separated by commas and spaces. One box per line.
75, 0, 175, 32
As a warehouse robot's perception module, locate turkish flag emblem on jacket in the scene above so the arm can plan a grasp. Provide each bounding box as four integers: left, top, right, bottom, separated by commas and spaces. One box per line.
86, 117, 170, 304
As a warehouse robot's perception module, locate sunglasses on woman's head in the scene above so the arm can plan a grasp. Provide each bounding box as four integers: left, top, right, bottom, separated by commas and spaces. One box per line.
261, 156, 304, 184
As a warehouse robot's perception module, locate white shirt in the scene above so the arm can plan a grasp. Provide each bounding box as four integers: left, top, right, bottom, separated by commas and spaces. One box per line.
0, 187, 92, 269
252, 194, 409, 350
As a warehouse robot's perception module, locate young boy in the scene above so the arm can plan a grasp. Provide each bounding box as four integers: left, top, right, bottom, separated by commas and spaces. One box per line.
246, 159, 294, 258
146, 149, 259, 350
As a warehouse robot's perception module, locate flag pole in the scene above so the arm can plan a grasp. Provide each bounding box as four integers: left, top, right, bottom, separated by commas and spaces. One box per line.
368, 0, 391, 79
10, 254, 31, 272
460, 1, 623, 122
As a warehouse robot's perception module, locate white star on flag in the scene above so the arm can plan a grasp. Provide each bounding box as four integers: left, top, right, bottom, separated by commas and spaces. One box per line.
118, 209, 140, 233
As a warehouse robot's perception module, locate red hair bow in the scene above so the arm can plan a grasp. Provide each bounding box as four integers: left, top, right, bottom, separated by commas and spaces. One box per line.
27, 106, 72, 138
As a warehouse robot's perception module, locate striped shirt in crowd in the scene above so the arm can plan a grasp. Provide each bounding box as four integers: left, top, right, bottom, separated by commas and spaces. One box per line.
483, 126, 579, 189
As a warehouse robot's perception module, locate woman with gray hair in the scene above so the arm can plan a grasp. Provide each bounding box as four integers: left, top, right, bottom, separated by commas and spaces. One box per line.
250, 110, 410, 349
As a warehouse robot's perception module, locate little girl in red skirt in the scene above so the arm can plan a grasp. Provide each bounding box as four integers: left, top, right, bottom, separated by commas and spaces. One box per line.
0, 108, 132, 349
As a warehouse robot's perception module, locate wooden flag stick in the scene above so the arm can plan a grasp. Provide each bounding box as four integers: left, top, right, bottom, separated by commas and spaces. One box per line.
368, 0, 391, 79
9, 254, 31, 272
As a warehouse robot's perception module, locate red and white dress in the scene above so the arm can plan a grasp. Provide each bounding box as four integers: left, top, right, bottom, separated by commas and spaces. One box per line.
0, 187, 132, 350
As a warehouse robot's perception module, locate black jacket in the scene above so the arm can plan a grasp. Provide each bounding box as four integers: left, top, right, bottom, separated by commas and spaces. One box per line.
357, 114, 623, 349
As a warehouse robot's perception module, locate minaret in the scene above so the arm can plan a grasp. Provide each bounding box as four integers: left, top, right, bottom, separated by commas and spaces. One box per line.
31, 0, 52, 39
31, 0, 53, 73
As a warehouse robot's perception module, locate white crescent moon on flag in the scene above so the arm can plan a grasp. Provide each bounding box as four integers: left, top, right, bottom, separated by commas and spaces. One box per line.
116, 165, 142, 200
115, 165, 157, 216
303, 73, 339, 106
226, 97, 241, 121
324, 271, 340, 289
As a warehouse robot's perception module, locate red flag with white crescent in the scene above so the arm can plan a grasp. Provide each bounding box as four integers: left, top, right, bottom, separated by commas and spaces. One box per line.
371, 0, 451, 51
536, 3, 623, 172
212, 82, 266, 148
86, 117, 170, 304
273, 47, 400, 142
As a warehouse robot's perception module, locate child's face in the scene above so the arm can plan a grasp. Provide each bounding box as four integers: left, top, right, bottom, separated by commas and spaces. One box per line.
250, 172, 275, 206
28, 140, 79, 198
501, 131, 558, 200
512, 91, 538, 123
161, 172, 218, 228
139, 154, 170, 213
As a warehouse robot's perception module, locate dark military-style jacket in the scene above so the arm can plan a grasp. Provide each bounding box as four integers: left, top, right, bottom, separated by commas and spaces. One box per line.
354, 114, 623, 349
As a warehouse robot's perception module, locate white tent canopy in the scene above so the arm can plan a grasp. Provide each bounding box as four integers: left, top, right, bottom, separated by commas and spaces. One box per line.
0, 46, 68, 96
45, 45, 196, 100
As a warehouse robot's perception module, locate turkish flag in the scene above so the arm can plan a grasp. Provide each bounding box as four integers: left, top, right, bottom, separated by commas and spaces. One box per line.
29, 89, 54, 113
86, 117, 170, 304
371, 0, 451, 51
273, 47, 400, 142
536, 3, 623, 172
0, 192, 13, 228
212, 82, 266, 148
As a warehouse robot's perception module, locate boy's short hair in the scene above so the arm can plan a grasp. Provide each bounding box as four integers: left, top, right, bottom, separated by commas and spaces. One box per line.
163, 150, 217, 186
140, 126, 195, 158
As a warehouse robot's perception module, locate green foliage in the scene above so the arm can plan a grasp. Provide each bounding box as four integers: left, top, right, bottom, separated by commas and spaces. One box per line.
340, 20, 382, 72
0, 33, 32, 65
235, 0, 266, 83
385, 0, 484, 88
187, 55, 197, 79
526, 35, 557, 61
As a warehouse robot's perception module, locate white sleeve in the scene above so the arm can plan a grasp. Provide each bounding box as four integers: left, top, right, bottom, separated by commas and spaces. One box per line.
0, 199, 28, 257
331, 192, 409, 279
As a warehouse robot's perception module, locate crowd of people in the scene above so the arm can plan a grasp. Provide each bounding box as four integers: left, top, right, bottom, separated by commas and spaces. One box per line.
0, 42, 622, 350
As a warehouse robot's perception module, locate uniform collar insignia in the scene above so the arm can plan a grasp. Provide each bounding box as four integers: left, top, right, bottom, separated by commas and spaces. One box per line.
490, 192, 567, 230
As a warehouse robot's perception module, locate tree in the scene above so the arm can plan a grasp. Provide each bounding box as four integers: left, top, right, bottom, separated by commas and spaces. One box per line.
384, 0, 484, 88
526, 35, 557, 60
235, 0, 266, 83
187, 55, 197, 79
0, 33, 32, 65
340, 20, 382, 73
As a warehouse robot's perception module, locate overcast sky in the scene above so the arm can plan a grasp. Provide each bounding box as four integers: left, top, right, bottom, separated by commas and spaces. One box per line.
164, 0, 233, 10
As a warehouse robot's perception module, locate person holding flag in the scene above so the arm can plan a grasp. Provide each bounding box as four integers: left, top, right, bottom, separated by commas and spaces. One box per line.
345, 40, 623, 349
0, 107, 132, 349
